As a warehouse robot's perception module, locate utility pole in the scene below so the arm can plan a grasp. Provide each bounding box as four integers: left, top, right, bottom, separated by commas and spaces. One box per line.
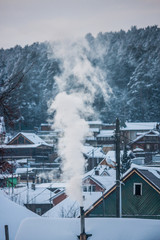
115, 118, 121, 218
11, 158, 14, 201
27, 158, 29, 205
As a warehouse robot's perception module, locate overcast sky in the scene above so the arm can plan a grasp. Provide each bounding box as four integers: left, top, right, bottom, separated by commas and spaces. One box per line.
0, 0, 160, 49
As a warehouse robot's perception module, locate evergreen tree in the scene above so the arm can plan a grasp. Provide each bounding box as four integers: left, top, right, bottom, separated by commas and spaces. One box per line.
121, 147, 131, 174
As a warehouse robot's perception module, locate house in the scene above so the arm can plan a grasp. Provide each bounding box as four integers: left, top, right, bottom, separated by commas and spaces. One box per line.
12, 183, 56, 215
85, 121, 116, 147
83, 145, 106, 171
121, 122, 158, 144
42, 164, 116, 218
129, 130, 160, 153
52, 190, 67, 206
43, 191, 103, 218
85, 166, 160, 219
96, 130, 115, 148
0, 132, 54, 162
83, 164, 116, 191
129, 130, 160, 164
0, 173, 18, 188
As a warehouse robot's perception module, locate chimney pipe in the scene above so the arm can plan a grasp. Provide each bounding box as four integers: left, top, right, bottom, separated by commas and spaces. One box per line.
78, 206, 92, 240
80, 206, 85, 234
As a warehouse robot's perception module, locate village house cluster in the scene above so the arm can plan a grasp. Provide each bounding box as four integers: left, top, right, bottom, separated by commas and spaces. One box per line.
0, 117, 160, 221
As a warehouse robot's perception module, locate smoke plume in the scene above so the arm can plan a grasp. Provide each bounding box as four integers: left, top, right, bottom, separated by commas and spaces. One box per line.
48, 38, 110, 204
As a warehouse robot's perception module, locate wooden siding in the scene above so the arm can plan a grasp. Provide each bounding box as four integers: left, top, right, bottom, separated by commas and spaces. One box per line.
8, 134, 33, 145
86, 171, 160, 219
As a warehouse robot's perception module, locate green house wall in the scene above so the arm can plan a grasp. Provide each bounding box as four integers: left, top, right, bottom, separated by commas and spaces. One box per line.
86, 172, 160, 219
7, 177, 18, 187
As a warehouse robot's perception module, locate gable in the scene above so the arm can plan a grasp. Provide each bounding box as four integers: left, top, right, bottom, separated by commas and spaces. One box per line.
8, 133, 33, 145
131, 130, 160, 145
85, 168, 160, 217
82, 175, 105, 192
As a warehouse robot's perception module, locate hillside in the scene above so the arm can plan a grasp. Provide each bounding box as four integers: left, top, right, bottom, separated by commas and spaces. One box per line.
0, 26, 160, 129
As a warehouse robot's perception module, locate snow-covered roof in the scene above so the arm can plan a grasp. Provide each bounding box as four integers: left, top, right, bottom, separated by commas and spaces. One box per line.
16, 217, 160, 240
122, 122, 157, 131
83, 145, 106, 159
11, 184, 57, 204
15, 168, 34, 174
130, 130, 160, 144
89, 128, 100, 133
106, 150, 123, 162
0, 173, 18, 179
87, 120, 102, 125
41, 123, 52, 126
133, 147, 144, 152
0, 144, 52, 149
0, 190, 38, 240
43, 191, 102, 218
8, 132, 50, 145
85, 136, 96, 141
84, 165, 116, 190
97, 130, 114, 138
35, 182, 66, 189
128, 164, 160, 190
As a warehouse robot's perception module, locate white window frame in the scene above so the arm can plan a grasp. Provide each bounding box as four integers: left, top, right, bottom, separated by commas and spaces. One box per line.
146, 144, 150, 150
36, 208, 42, 215
133, 183, 142, 196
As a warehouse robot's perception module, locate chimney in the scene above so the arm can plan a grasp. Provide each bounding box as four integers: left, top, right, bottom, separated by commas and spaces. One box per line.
78, 206, 92, 240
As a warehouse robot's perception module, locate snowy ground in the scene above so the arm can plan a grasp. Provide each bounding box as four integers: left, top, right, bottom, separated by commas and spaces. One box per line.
0, 190, 39, 240
15, 217, 160, 240
1, 189, 160, 240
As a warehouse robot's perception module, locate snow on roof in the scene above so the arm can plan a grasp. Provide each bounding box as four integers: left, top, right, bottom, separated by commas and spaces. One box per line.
43, 192, 102, 218
122, 122, 157, 131
0, 173, 18, 179
89, 128, 100, 132
93, 173, 116, 190
97, 130, 114, 138
0, 190, 38, 240
16, 217, 160, 240
15, 168, 34, 174
131, 130, 160, 144
106, 150, 123, 162
84, 166, 116, 190
41, 123, 52, 126
85, 136, 96, 141
0, 144, 52, 149
35, 182, 66, 189
12, 185, 57, 204
43, 197, 79, 218
8, 132, 49, 145
133, 147, 144, 152
83, 145, 106, 158
87, 120, 102, 125
122, 164, 160, 191
138, 168, 160, 190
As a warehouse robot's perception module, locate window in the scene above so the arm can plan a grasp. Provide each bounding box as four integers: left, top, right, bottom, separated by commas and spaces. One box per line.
83, 185, 96, 192
154, 144, 158, 150
133, 183, 142, 196
83, 186, 87, 192
36, 208, 42, 215
146, 144, 150, 150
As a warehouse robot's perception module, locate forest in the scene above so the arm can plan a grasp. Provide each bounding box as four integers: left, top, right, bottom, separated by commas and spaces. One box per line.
0, 26, 160, 129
